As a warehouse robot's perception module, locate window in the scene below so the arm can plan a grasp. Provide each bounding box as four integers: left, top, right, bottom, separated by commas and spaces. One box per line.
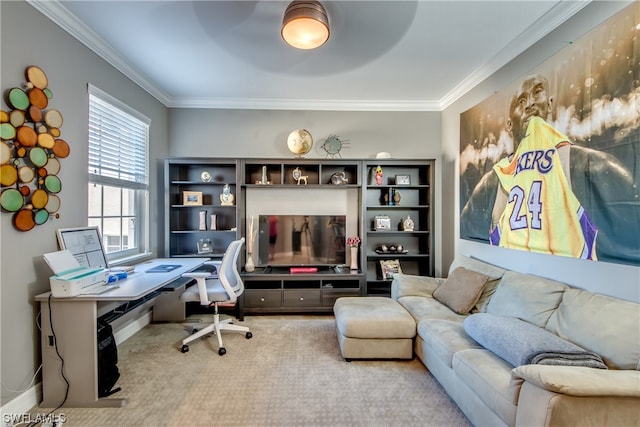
88, 84, 150, 262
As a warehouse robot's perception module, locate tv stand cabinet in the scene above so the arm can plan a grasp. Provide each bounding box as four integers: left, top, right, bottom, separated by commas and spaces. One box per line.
241, 270, 364, 315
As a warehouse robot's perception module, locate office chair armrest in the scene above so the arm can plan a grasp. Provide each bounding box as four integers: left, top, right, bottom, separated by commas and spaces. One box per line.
204, 260, 222, 268
182, 272, 213, 279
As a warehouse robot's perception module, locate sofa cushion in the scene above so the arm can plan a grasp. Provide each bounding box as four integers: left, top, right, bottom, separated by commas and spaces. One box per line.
417, 319, 481, 367
448, 255, 507, 280
333, 297, 415, 339
464, 313, 607, 369
487, 270, 567, 327
453, 348, 521, 427
472, 278, 501, 313
545, 288, 640, 370
391, 273, 442, 300
397, 295, 468, 323
433, 267, 489, 314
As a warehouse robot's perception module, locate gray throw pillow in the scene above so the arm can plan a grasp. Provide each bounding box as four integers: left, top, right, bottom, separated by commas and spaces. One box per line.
433, 267, 489, 314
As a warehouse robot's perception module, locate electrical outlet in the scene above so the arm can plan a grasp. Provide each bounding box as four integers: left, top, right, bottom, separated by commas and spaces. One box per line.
48, 335, 55, 347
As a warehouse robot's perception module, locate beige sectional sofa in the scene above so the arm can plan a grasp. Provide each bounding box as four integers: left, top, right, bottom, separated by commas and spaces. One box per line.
391, 255, 640, 427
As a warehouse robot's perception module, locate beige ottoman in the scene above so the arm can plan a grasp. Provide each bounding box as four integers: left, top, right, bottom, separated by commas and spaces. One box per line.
333, 297, 416, 361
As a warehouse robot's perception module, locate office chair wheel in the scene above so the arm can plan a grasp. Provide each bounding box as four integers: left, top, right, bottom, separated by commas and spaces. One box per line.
218, 347, 226, 356
181, 344, 189, 353
246, 332, 253, 339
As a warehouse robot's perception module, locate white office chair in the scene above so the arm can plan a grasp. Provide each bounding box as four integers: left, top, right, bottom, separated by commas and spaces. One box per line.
180, 238, 252, 355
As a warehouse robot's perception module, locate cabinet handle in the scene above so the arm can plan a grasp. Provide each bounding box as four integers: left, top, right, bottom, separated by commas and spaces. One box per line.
260, 297, 265, 302
299, 297, 304, 301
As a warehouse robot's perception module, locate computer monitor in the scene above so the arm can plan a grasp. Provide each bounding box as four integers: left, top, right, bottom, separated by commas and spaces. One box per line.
56, 226, 110, 269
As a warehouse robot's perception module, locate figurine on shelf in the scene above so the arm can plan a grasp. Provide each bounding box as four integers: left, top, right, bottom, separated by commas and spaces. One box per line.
375, 165, 383, 185
292, 167, 308, 185
393, 189, 401, 205
402, 215, 415, 231
220, 183, 234, 206
197, 238, 213, 254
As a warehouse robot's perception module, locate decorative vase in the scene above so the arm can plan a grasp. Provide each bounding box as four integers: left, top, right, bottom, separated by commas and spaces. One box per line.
198, 210, 207, 230
245, 252, 255, 272
350, 246, 358, 270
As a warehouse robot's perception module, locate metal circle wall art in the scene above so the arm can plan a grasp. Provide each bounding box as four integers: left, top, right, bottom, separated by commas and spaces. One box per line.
1, 66, 69, 231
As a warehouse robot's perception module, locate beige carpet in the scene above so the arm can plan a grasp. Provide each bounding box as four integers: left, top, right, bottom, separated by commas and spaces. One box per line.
34, 315, 471, 427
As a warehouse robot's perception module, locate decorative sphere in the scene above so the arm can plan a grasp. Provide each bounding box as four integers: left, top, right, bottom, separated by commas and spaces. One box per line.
287, 129, 313, 157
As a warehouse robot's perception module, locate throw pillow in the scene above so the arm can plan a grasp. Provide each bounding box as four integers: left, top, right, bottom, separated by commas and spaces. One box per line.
433, 267, 489, 314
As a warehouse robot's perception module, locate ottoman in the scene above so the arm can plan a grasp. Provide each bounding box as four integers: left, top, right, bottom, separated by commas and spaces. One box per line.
333, 297, 416, 360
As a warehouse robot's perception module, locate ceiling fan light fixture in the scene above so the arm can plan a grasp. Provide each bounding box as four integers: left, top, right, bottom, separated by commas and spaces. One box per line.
281, 1, 330, 50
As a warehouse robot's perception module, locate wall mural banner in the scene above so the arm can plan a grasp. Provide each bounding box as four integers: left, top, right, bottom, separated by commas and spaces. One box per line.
459, 3, 639, 267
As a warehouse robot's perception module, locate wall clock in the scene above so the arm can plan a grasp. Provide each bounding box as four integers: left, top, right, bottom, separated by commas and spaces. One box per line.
321, 134, 349, 158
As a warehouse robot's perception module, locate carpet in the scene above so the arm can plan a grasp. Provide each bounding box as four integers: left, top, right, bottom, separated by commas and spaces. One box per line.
35, 315, 471, 426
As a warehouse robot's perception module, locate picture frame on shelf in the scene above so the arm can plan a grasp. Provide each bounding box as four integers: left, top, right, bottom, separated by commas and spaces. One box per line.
379, 259, 402, 280
373, 215, 391, 231
183, 191, 203, 206
395, 174, 411, 185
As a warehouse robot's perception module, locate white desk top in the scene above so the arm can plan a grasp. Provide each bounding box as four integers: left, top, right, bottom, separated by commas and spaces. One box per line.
35, 258, 209, 302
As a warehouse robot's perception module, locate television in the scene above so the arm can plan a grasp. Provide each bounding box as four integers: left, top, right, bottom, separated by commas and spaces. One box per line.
256, 215, 346, 267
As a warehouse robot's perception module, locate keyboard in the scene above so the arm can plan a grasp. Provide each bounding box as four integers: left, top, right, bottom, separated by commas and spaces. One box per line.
80, 283, 119, 295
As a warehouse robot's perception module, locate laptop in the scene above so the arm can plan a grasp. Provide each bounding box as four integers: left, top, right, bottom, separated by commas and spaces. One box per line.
55, 226, 134, 273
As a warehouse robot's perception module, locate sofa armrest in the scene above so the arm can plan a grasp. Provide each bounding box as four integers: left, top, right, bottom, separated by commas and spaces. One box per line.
391, 274, 443, 300
513, 365, 640, 397
515, 380, 640, 427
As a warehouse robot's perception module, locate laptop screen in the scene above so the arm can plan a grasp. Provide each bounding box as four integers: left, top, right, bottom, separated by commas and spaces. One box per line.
56, 226, 109, 269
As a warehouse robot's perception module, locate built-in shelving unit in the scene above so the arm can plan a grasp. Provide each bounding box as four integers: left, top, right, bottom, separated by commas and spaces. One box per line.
362, 160, 434, 296
164, 157, 435, 310
164, 158, 240, 258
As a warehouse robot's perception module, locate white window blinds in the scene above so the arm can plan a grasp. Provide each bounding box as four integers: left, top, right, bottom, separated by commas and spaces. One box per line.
88, 85, 149, 189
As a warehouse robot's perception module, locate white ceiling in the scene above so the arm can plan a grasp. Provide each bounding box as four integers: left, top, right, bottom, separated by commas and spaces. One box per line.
30, 0, 590, 111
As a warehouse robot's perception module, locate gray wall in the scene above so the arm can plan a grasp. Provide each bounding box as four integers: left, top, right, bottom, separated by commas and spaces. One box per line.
1, 1, 169, 406
442, 0, 639, 303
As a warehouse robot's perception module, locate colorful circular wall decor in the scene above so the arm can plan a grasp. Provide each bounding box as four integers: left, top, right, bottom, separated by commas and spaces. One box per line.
1, 66, 68, 231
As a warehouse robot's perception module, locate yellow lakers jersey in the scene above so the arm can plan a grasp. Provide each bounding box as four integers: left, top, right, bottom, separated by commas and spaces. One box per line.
490, 117, 597, 259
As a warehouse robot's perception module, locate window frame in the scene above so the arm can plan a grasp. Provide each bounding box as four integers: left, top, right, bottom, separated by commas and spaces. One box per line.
87, 84, 151, 264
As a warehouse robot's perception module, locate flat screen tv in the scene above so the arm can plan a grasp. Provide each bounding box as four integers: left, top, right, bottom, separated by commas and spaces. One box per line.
257, 215, 346, 267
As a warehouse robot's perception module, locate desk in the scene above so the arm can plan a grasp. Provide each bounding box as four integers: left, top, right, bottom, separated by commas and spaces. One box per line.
35, 257, 208, 408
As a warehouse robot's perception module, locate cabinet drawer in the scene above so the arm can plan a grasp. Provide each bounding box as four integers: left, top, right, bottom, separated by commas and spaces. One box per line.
283, 290, 321, 307
322, 290, 359, 307
245, 290, 282, 308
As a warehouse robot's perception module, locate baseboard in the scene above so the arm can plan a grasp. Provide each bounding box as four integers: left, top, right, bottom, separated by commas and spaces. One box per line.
1, 384, 41, 426
1, 309, 152, 420
113, 309, 153, 345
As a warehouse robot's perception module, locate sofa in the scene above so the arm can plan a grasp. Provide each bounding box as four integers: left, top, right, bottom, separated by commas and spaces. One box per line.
391, 255, 640, 427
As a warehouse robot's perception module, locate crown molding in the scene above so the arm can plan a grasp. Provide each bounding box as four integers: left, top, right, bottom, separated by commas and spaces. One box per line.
27, 0, 173, 106
168, 97, 441, 111
29, 0, 589, 112
439, 0, 591, 110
